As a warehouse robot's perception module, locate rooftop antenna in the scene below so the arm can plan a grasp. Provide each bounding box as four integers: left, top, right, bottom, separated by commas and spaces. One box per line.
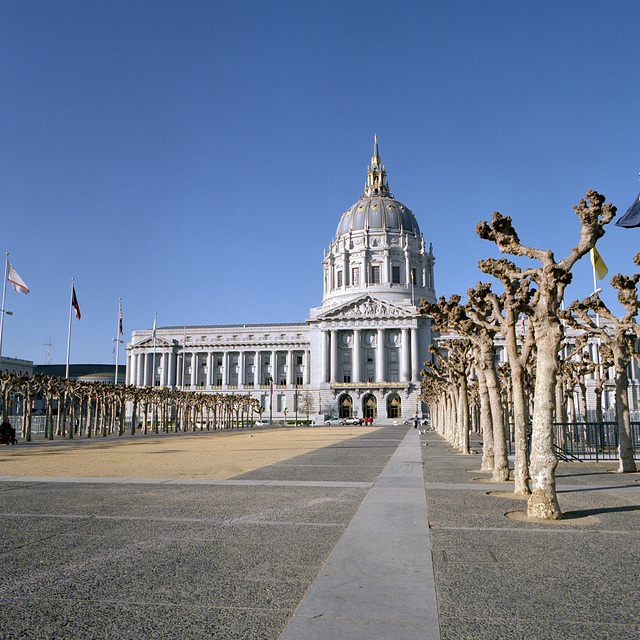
44, 334, 52, 365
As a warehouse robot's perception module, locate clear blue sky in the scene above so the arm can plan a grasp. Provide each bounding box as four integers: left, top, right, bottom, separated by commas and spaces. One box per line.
2, 0, 640, 365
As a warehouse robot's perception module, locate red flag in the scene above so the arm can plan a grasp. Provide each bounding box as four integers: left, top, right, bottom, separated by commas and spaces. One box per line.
72, 286, 81, 319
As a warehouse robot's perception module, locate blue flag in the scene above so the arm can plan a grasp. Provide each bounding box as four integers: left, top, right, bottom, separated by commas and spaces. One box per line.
616, 191, 640, 228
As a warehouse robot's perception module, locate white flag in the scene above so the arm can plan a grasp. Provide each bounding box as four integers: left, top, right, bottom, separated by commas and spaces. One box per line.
152, 314, 157, 340
7, 262, 29, 294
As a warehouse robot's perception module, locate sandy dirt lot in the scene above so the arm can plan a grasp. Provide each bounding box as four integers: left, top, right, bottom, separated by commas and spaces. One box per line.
0, 426, 380, 479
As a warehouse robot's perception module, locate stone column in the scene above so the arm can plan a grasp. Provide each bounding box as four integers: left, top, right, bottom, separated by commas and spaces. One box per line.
376, 328, 385, 383
330, 329, 338, 383
191, 352, 198, 389
401, 328, 410, 382
160, 352, 168, 387
136, 354, 144, 386
352, 329, 361, 384
411, 327, 420, 382
271, 350, 277, 385
287, 350, 294, 386
127, 353, 135, 386
320, 331, 329, 383
239, 351, 245, 386
168, 352, 177, 388
143, 353, 150, 386
206, 352, 213, 388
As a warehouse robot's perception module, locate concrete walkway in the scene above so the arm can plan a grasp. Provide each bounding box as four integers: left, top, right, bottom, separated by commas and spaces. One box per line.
423, 431, 640, 640
278, 428, 440, 639
3, 426, 640, 639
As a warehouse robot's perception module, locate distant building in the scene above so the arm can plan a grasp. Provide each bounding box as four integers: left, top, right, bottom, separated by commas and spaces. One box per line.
0, 356, 33, 376
0, 356, 33, 416
34, 364, 125, 385
126, 139, 436, 421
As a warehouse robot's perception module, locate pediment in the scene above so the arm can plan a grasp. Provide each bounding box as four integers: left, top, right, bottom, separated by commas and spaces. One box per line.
133, 336, 174, 348
318, 296, 411, 320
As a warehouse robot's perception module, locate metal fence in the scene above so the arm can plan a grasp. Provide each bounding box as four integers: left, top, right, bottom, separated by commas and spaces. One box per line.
508, 421, 640, 461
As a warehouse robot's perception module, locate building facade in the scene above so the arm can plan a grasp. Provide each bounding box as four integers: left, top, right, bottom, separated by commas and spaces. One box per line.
126, 139, 437, 421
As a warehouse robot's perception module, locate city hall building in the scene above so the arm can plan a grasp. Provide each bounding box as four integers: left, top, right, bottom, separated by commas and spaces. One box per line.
126, 139, 437, 421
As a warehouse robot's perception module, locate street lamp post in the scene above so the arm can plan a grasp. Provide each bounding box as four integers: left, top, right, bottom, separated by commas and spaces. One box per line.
269, 376, 273, 424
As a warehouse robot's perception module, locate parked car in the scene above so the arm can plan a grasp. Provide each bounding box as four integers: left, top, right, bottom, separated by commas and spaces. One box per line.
255, 419, 271, 426
343, 417, 361, 425
324, 418, 346, 426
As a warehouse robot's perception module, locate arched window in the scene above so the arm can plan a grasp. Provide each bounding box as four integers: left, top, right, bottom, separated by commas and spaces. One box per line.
339, 394, 353, 418
387, 393, 401, 419
363, 394, 377, 418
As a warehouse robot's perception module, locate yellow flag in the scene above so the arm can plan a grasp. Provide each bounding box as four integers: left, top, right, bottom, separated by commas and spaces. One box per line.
590, 247, 608, 280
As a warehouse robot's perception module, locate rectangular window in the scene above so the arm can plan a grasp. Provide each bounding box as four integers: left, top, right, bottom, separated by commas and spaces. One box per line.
392, 265, 401, 284
215, 376, 222, 387
366, 350, 374, 363
216, 356, 223, 366
343, 373, 351, 383
371, 265, 380, 283
352, 267, 360, 285
411, 268, 417, 286
296, 374, 303, 385
296, 354, 303, 365
337, 271, 343, 287
279, 377, 286, 386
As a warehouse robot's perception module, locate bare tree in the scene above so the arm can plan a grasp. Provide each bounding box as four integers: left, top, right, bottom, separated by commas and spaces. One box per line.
476, 190, 615, 519
421, 289, 510, 481
560, 260, 640, 472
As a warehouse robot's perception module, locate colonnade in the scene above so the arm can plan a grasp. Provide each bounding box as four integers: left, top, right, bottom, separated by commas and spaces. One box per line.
126, 348, 311, 390
320, 326, 421, 384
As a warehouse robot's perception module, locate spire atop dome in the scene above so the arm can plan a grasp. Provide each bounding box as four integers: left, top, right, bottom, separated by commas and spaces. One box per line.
364, 135, 392, 197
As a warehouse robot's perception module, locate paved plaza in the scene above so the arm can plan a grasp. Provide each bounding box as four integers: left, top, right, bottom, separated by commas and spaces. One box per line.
1, 426, 639, 639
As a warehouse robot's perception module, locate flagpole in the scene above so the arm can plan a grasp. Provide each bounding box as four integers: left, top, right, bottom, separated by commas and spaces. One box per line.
0, 254, 9, 359
152, 312, 157, 387
114, 298, 122, 385
65, 279, 74, 379
181, 323, 186, 391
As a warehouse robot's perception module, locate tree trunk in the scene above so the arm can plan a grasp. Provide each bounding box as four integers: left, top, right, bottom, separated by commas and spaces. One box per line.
527, 322, 562, 520
613, 346, 637, 472
459, 374, 470, 454
510, 359, 531, 495
476, 366, 494, 471
480, 343, 509, 482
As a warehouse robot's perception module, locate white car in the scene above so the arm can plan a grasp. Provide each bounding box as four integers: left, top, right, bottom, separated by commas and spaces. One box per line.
343, 417, 361, 425
324, 418, 346, 426
255, 419, 271, 426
